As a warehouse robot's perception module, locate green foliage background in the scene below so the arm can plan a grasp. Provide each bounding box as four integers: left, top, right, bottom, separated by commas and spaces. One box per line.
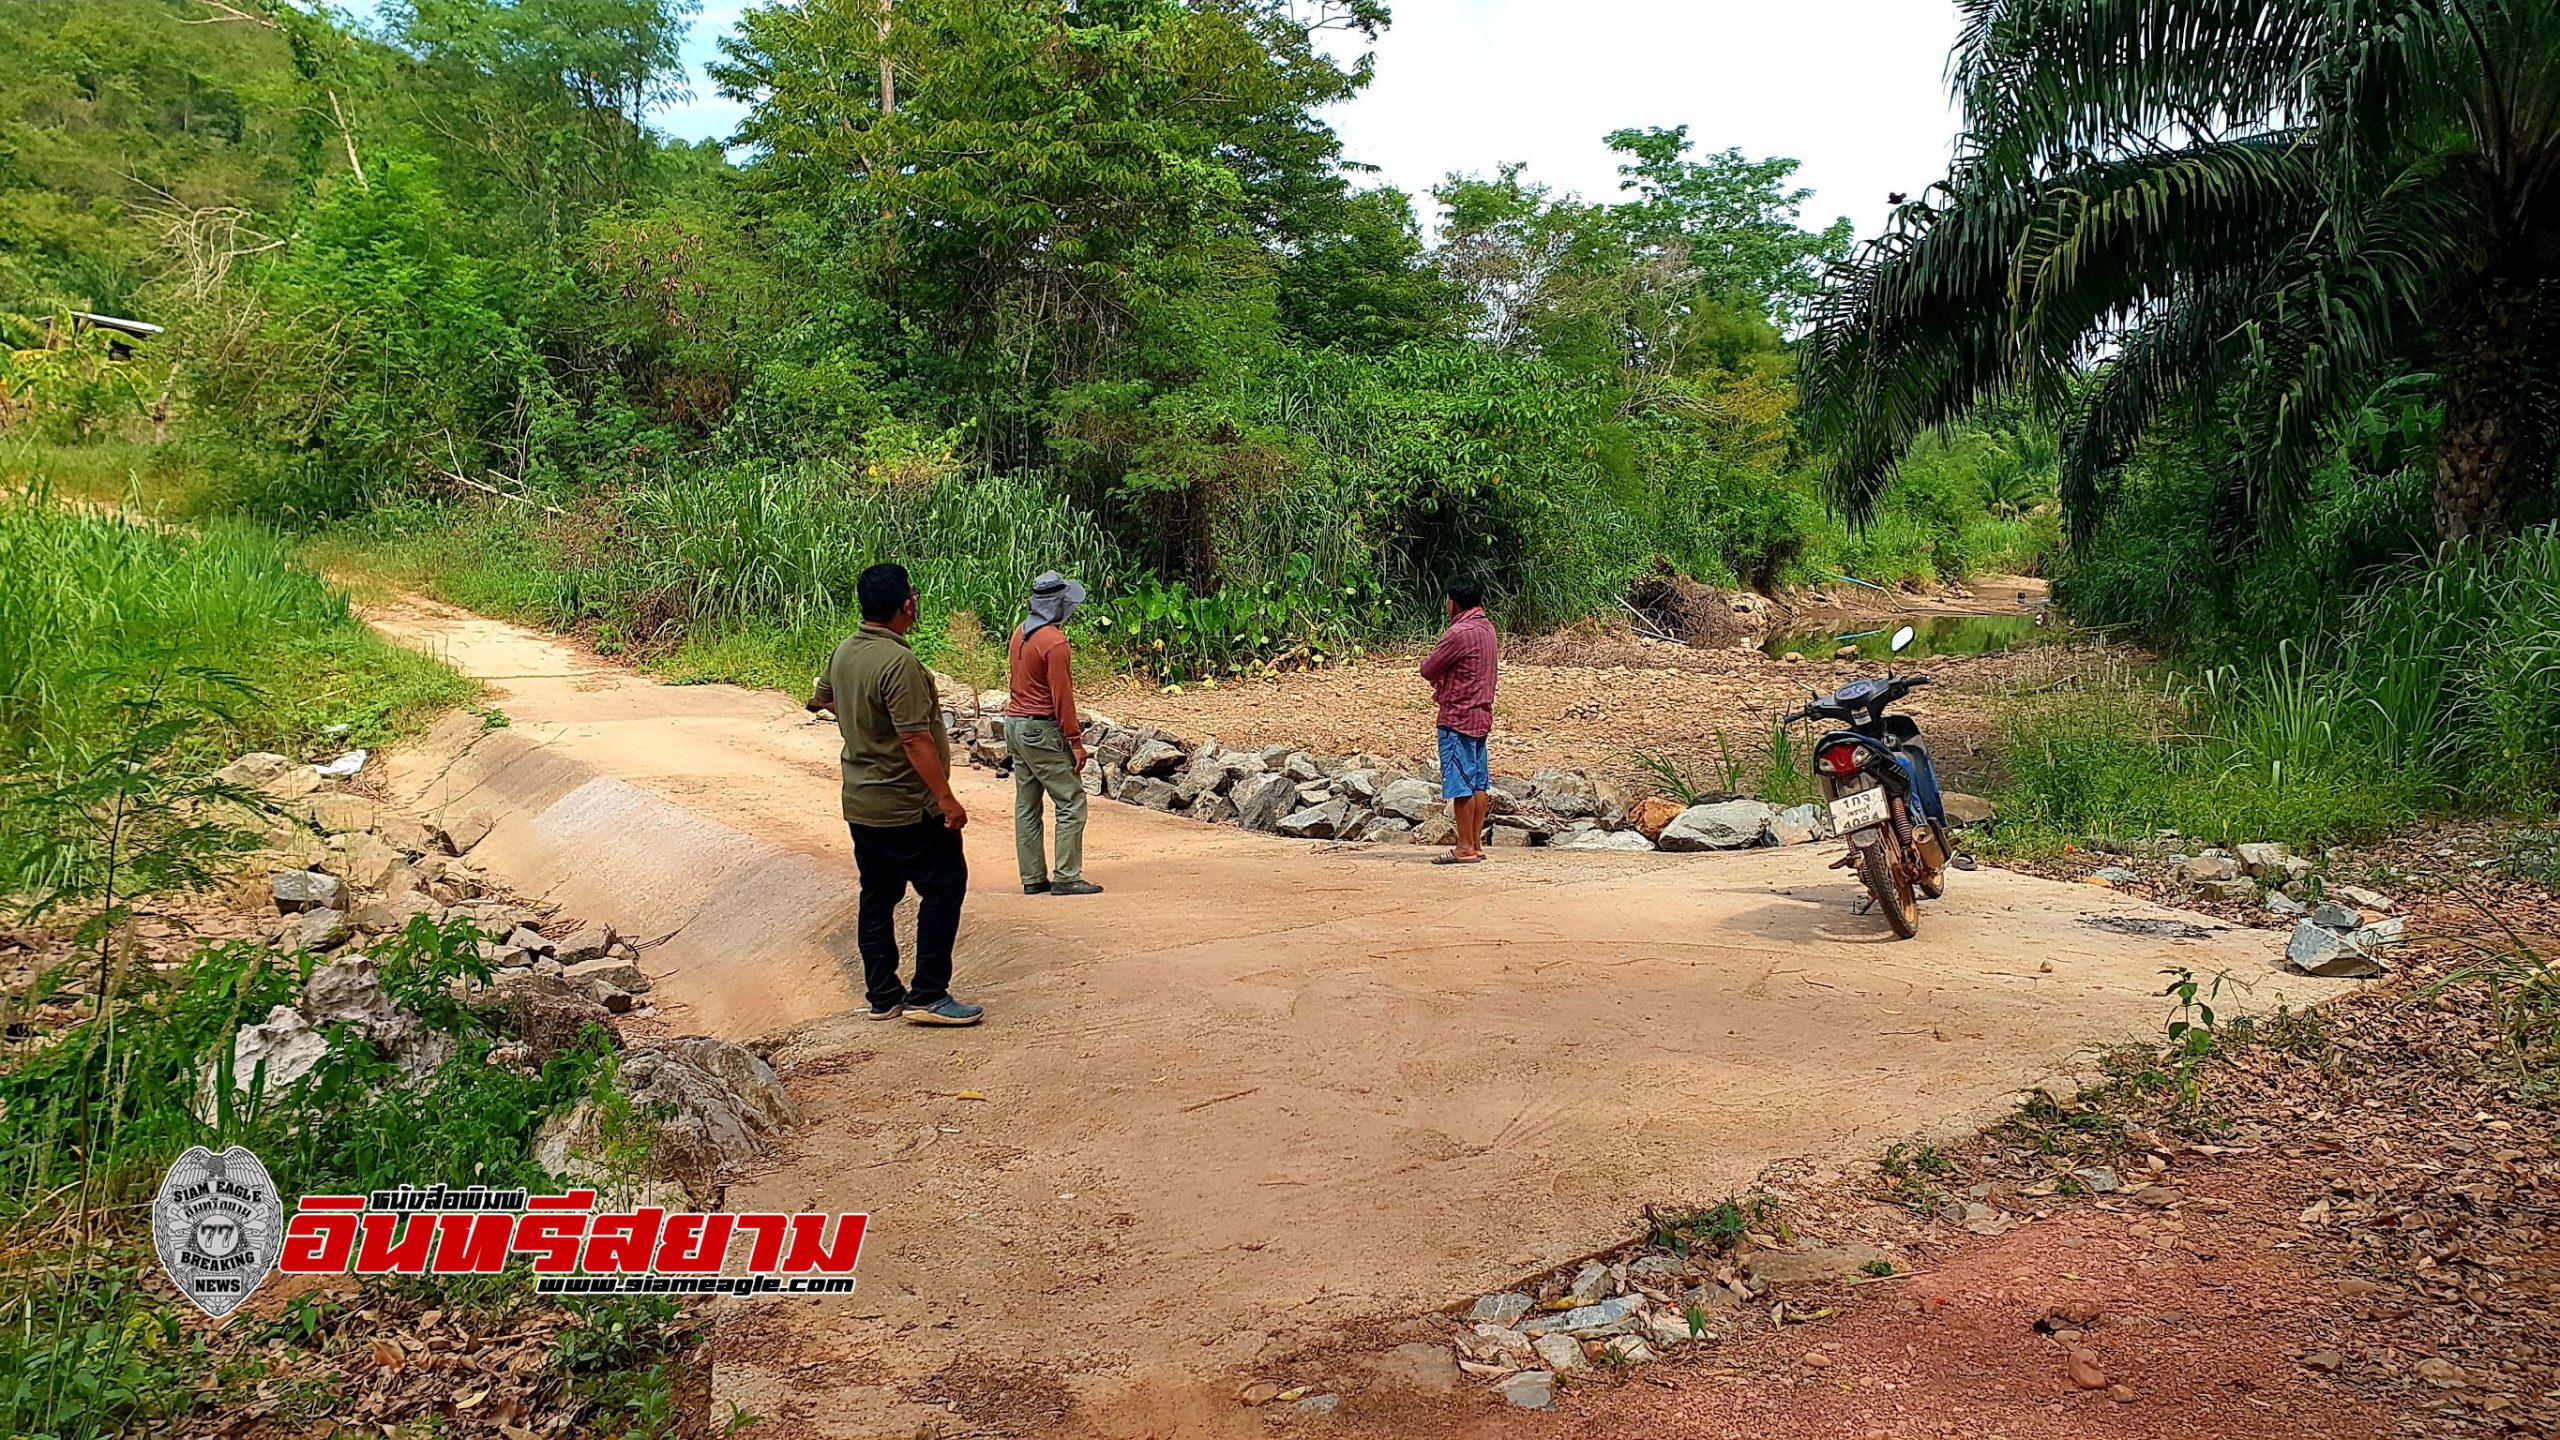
1, 0, 2057, 693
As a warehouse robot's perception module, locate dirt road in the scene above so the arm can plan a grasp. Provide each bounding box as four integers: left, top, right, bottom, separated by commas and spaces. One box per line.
364, 598, 2341, 1438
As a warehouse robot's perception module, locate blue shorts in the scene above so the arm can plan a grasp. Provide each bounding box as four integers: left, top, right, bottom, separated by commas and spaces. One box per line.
1437, 726, 1490, 799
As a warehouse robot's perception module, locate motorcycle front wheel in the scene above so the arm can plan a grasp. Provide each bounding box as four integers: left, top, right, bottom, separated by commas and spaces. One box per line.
1858, 842, 1920, 939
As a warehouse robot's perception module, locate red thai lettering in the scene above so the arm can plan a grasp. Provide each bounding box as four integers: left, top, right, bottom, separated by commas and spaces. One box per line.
432, 1213, 516, 1274
780, 1213, 868, 1274
735, 1214, 789, 1272
281, 1210, 359, 1273
653, 1213, 736, 1274
581, 1208, 664, 1273
512, 1211, 589, 1272
353, 1213, 437, 1275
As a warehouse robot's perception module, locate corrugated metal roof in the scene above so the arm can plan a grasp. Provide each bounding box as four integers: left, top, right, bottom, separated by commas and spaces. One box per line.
69, 311, 164, 338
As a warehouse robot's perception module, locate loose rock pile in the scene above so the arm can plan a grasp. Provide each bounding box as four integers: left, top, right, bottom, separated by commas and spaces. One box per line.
205, 747, 797, 1197
941, 687, 1868, 855
1344, 1236, 1896, 1411
2078, 832, 2407, 977
225, 748, 657, 1024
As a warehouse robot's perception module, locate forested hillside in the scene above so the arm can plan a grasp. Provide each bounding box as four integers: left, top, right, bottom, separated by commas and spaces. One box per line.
0, 0, 2055, 684
8, 0, 2553, 831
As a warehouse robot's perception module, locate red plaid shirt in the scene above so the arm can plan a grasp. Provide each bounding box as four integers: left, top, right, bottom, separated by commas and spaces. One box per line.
1420, 607, 1498, 738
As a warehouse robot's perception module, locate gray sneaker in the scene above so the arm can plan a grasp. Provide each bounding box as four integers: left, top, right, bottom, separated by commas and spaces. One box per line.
1050, 879, 1104, 897
904, 997, 983, 1026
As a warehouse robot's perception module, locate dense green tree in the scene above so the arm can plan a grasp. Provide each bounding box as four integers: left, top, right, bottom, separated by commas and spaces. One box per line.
1434, 135, 1841, 381
1602, 126, 1851, 329
714, 0, 1376, 418
1273, 185, 1457, 353
1801, 0, 2560, 546
0, 0, 306, 323
378, 0, 699, 244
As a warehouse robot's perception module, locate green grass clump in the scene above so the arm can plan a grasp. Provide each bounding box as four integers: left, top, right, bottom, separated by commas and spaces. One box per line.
1986, 669, 2435, 855
1643, 1194, 1776, 1256
1995, 526, 2560, 853
0, 490, 470, 775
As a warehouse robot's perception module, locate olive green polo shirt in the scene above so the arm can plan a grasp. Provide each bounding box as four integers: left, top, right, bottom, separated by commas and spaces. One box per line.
814, 622, 951, 828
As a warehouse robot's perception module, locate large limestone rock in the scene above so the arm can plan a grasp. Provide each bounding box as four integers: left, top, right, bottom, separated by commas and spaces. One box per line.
1553, 828, 1656, 852
1277, 798, 1351, 839
1532, 770, 1601, 818
278, 907, 351, 953
214, 1005, 330, 1103
1126, 737, 1187, 777
2180, 853, 2242, 883
433, 810, 496, 857
270, 870, 345, 915
2284, 920, 2387, 979
615, 1038, 804, 1196
1175, 756, 1233, 803
302, 953, 455, 1084
339, 831, 408, 891
349, 890, 442, 934
1939, 791, 1997, 826
1116, 775, 1182, 810
1232, 772, 1299, 831
1376, 777, 1440, 822
1770, 803, 1828, 845
219, 751, 320, 801
1407, 811, 1460, 848
1657, 800, 1778, 851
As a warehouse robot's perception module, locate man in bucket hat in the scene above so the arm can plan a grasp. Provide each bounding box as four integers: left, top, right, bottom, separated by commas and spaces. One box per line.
1006, 571, 1103, 896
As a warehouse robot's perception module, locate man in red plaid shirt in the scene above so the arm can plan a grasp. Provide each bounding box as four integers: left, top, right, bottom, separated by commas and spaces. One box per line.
1418, 577, 1498, 864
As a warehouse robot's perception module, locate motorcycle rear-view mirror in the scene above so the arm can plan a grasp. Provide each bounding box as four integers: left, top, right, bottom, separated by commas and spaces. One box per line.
1890, 625, 1916, 655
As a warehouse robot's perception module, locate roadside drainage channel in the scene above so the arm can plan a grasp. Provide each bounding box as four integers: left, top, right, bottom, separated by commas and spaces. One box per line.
378, 709, 896, 1039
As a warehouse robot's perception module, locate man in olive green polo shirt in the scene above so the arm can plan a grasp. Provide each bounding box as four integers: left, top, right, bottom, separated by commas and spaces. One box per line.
805, 563, 982, 1026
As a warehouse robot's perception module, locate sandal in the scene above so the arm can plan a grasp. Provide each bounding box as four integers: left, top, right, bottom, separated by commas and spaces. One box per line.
1431, 852, 1486, 866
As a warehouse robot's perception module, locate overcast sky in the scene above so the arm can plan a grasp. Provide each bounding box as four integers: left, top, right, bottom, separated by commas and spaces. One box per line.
622, 0, 1969, 243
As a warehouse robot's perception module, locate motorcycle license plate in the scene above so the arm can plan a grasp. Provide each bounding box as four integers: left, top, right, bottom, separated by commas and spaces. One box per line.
1830, 788, 1889, 833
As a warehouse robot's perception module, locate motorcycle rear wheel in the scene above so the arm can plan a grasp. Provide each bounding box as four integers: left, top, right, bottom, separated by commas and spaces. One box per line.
1858, 842, 1920, 939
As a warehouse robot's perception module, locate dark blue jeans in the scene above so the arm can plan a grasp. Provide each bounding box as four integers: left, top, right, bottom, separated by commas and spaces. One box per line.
1896, 743, 1947, 830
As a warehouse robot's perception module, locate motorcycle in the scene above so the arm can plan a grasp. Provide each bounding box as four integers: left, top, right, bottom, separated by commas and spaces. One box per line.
1778, 626, 1951, 939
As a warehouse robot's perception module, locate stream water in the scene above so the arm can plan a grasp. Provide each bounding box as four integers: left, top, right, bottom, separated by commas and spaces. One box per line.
1759, 611, 2064, 660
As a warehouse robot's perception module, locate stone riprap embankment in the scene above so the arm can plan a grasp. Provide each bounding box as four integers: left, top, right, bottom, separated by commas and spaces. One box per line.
939, 682, 1844, 855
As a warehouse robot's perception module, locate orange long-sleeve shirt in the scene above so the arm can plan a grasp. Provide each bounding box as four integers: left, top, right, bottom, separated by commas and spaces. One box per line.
1005, 624, 1081, 743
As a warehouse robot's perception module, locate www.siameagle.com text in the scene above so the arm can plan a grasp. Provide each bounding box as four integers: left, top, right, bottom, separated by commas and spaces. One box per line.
536, 1274, 860, 1295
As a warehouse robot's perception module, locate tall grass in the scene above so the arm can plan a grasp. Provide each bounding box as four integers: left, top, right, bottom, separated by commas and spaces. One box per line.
1993, 526, 2560, 850
612, 465, 1120, 631
0, 492, 469, 775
